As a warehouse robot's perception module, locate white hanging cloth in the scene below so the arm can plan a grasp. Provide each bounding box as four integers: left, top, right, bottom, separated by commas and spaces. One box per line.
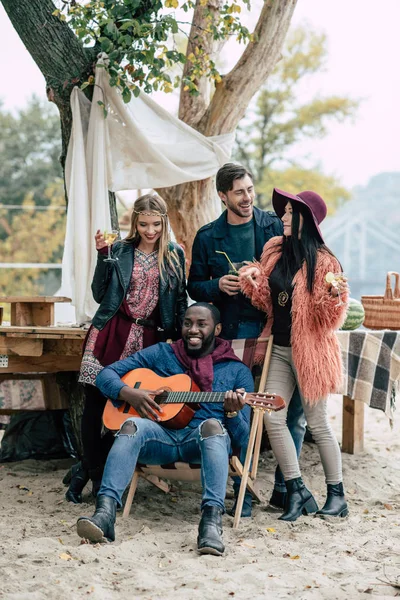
62, 54, 234, 324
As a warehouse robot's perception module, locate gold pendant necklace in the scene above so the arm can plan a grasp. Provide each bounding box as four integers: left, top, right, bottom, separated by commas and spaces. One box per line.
278, 291, 289, 307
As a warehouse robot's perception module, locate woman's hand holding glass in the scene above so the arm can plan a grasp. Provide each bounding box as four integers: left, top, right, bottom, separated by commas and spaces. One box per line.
95, 229, 108, 251
325, 272, 348, 306
95, 228, 119, 261
238, 262, 260, 289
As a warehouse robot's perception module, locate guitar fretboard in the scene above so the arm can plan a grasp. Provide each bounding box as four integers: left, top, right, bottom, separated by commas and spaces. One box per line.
164, 391, 227, 404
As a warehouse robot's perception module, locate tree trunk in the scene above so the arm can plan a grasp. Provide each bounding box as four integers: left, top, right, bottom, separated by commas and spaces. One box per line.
157, 178, 221, 258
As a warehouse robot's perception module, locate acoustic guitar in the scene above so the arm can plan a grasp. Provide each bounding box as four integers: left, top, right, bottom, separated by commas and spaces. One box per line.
103, 368, 285, 431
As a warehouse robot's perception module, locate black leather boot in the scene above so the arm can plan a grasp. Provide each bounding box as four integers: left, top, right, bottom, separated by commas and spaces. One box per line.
279, 477, 318, 522
316, 483, 348, 517
197, 506, 225, 556
76, 495, 117, 543
65, 462, 89, 504
269, 489, 287, 510
227, 482, 253, 518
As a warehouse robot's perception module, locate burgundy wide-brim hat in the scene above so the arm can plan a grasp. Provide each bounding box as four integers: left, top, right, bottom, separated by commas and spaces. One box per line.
272, 188, 327, 243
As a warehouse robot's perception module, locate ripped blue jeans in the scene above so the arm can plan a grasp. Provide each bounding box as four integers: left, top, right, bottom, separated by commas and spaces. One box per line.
99, 417, 231, 512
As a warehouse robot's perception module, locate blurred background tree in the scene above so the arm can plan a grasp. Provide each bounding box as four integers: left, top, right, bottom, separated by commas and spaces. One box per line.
0, 99, 66, 314
234, 26, 359, 212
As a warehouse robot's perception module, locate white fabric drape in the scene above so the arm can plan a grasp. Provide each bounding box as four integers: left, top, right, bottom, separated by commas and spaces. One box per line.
62, 54, 234, 324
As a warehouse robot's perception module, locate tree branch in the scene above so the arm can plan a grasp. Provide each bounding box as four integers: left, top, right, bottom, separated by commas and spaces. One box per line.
199, 0, 298, 135
1, 0, 94, 93
178, 0, 223, 127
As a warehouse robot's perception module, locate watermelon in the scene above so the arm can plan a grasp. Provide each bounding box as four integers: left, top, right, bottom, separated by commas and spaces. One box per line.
340, 298, 365, 330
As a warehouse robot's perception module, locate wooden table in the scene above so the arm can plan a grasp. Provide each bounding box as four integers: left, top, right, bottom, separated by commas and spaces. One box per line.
0, 296, 72, 327
337, 330, 400, 455
0, 325, 87, 411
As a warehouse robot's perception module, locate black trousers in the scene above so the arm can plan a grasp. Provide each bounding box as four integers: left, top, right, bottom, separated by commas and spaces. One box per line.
80, 384, 114, 479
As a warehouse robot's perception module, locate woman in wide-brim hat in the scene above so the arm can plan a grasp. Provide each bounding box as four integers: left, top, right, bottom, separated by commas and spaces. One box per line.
240, 188, 349, 522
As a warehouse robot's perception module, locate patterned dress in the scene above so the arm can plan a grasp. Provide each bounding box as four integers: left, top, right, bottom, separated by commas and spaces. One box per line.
79, 249, 159, 385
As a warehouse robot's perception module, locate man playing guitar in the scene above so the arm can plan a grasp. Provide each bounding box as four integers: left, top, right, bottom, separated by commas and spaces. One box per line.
77, 303, 277, 555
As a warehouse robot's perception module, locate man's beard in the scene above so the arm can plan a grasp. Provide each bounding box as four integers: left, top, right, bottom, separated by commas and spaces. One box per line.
225, 199, 253, 218
183, 332, 215, 358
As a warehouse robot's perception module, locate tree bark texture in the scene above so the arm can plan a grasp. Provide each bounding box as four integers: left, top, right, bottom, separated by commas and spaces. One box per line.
156, 178, 221, 259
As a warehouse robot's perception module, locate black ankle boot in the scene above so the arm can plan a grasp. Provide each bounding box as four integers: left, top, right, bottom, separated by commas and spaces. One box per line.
279, 477, 319, 522
65, 462, 89, 504
197, 506, 225, 556
316, 483, 348, 517
269, 489, 287, 510
77, 495, 117, 543
227, 483, 253, 518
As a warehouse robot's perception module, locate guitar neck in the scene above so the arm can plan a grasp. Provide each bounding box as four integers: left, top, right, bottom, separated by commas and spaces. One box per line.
165, 391, 227, 404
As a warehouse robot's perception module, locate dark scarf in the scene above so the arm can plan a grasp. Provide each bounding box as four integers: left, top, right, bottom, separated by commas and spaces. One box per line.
171, 337, 241, 391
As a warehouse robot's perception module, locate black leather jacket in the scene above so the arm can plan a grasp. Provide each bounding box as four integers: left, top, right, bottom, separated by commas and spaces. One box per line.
187, 207, 283, 339
91, 240, 187, 339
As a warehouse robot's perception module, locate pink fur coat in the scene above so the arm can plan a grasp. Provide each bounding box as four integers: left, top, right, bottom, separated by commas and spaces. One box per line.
241, 236, 348, 404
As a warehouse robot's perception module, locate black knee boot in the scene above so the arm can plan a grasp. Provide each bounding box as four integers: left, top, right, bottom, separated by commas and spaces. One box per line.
64, 462, 89, 504
279, 477, 319, 522
197, 506, 225, 556
316, 483, 348, 517
77, 495, 117, 543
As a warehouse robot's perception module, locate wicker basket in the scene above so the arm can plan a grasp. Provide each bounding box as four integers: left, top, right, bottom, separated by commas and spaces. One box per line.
361, 271, 400, 330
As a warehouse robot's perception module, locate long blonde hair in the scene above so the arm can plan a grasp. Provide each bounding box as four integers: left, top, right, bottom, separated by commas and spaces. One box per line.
124, 194, 182, 282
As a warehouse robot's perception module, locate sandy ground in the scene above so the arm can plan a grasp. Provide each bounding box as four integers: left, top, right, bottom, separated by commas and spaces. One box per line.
0, 396, 399, 600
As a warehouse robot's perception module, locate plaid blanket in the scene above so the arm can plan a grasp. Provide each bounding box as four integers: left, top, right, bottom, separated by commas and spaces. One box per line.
337, 330, 400, 418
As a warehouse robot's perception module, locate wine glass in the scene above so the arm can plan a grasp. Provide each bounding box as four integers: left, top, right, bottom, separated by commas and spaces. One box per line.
104, 229, 119, 262
325, 272, 346, 306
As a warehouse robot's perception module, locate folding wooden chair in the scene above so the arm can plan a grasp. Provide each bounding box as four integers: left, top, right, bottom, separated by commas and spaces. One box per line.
121, 336, 274, 528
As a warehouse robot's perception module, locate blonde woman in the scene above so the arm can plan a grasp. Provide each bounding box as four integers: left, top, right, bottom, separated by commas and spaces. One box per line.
65, 194, 187, 503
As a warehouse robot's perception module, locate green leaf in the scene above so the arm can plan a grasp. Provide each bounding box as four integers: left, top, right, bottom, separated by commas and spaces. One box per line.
122, 88, 132, 103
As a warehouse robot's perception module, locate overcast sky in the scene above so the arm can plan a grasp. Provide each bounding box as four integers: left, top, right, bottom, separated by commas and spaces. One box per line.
0, 0, 399, 189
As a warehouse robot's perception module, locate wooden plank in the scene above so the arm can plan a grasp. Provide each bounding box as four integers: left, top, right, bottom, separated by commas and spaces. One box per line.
0, 355, 81, 373
342, 395, 365, 454
4, 332, 86, 340
43, 339, 83, 356
0, 296, 71, 303
41, 375, 69, 410
0, 325, 86, 338
31, 303, 54, 327
0, 337, 43, 356
11, 302, 33, 326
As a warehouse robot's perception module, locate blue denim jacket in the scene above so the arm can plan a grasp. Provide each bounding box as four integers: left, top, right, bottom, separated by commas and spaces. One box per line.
96, 342, 254, 450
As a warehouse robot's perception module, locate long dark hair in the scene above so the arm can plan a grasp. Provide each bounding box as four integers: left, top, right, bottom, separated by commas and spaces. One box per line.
276, 202, 336, 293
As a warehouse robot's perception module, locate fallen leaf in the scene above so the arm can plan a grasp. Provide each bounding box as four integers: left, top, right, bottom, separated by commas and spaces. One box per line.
58, 538, 64, 545
266, 528, 276, 533
59, 553, 73, 561
290, 555, 301, 560
384, 503, 393, 510
363, 509, 369, 514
